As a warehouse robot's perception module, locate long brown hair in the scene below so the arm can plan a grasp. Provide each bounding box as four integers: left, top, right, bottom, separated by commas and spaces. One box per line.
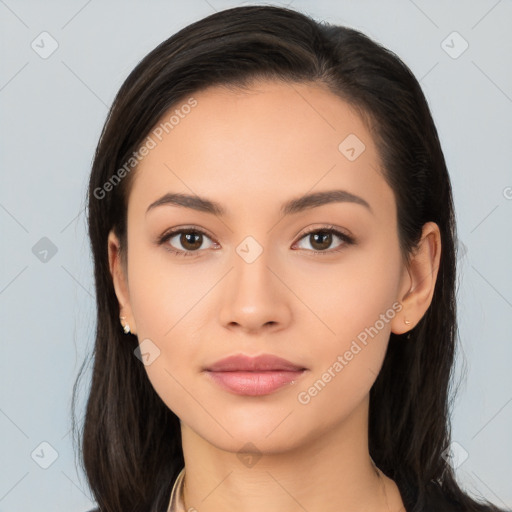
73, 5, 509, 511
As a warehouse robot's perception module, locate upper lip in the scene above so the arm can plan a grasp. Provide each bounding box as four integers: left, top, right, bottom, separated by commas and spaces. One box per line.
204, 354, 307, 372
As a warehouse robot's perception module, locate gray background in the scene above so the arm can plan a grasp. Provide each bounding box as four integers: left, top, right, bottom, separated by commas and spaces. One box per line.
1, 1, 511, 510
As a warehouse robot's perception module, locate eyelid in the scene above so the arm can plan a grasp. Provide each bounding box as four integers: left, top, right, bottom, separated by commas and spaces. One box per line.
294, 223, 354, 241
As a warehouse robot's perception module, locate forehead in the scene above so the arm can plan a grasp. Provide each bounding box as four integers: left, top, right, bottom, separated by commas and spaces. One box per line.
129, 79, 394, 221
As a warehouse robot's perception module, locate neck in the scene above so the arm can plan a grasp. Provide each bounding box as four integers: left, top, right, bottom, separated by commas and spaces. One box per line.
178, 397, 404, 512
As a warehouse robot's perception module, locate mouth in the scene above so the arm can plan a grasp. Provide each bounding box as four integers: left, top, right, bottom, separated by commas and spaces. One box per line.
203, 353, 308, 396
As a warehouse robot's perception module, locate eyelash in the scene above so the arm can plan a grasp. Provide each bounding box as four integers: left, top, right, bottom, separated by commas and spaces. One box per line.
157, 225, 355, 258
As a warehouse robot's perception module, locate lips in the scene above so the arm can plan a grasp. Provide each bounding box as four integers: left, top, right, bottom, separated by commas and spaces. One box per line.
204, 353, 307, 372
203, 354, 308, 396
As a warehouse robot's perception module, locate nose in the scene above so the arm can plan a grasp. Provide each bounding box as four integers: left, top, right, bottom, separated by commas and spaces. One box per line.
217, 249, 292, 335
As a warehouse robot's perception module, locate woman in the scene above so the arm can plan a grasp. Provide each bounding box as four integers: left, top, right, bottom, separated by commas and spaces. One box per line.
75, 5, 509, 512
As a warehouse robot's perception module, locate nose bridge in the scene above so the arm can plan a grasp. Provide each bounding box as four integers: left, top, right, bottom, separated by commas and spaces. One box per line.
235, 237, 273, 293
232, 235, 278, 305
217, 234, 291, 331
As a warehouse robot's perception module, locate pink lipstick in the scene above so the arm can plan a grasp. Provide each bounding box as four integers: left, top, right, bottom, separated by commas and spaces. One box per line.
204, 353, 307, 396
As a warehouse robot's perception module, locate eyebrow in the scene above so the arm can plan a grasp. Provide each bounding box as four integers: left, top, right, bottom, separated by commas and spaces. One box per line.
145, 189, 373, 217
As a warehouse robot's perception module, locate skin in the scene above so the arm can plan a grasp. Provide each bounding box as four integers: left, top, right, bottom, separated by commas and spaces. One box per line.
108, 79, 441, 512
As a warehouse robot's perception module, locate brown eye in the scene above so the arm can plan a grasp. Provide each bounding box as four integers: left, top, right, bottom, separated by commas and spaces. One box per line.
294, 226, 355, 255
158, 228, 216, 257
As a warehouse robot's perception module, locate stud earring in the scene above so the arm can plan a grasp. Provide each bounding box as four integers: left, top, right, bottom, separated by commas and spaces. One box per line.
120, 315, 131, 334
404, 318, 412, 339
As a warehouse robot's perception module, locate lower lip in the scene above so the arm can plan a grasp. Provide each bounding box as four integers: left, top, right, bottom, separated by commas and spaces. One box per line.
205, 370, 306, 396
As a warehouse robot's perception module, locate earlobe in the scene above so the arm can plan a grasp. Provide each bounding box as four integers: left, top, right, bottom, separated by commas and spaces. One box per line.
107, 229, 137, 336
391, 222, 442, 336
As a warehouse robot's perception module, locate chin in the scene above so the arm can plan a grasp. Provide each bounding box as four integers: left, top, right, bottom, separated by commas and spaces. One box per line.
183, 414, 307, 454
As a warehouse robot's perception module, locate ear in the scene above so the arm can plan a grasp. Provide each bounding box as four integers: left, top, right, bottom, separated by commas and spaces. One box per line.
391, 221, 442, 335
108, 229, 137, 336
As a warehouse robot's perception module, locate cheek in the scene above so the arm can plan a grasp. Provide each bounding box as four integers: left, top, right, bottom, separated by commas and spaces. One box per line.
127, 264, 202, 418
305, 246, 401, 343
306, 241, 402, 383
125, 244, 217, 413
127, 238, 215, 340
296, 265, 401, 418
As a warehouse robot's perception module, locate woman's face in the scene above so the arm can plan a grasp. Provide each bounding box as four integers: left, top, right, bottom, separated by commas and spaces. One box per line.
110, 80, 416, 453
